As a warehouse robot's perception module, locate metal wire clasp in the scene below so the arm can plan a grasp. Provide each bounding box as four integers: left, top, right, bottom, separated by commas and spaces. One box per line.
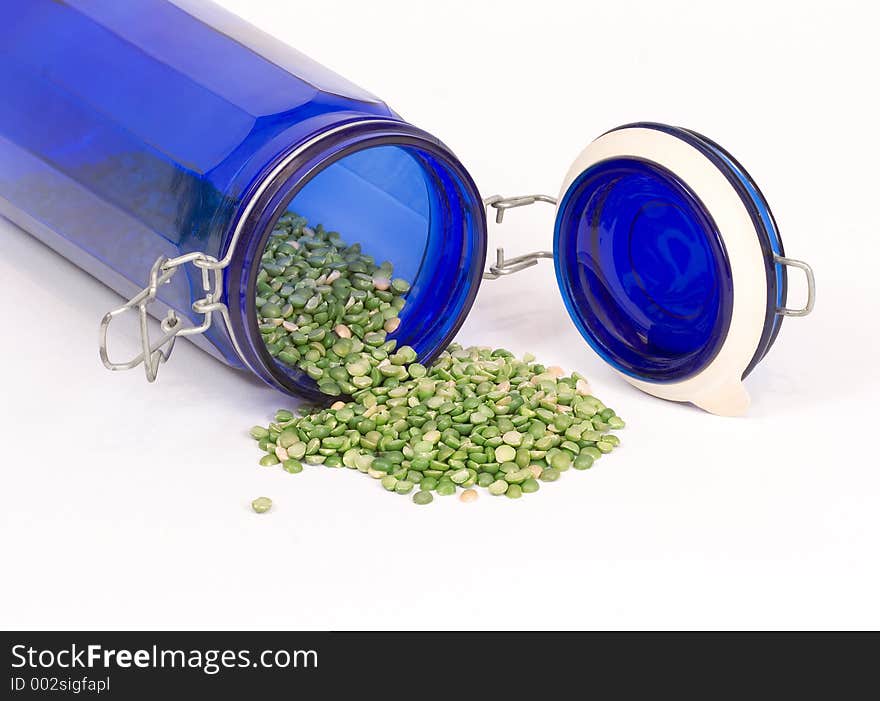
774, 254, 816, 317
98, 252, 232, 382
482, 194, 556, 279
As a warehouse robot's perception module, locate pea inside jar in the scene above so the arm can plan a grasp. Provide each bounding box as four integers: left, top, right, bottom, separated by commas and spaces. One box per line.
255, 212, 414, 397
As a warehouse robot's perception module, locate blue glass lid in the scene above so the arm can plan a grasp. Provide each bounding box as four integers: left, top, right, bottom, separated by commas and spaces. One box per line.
553, 123, 803, 415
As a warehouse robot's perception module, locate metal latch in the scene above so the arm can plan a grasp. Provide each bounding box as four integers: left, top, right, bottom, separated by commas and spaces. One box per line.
774, 254, 816, 317
482, 194, 556, 279
98, 252, 233, 382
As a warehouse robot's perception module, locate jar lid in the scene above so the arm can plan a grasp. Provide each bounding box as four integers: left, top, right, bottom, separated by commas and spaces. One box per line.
550, 123, 814, 415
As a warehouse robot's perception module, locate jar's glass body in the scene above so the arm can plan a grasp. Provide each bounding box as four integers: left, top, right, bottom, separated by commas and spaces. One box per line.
0, 0, 486, 396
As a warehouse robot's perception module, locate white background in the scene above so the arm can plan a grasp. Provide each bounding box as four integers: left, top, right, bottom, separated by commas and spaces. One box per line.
1, 0, 878, 630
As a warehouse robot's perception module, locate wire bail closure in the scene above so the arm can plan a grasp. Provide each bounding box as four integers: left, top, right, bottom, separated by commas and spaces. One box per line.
98, 252, 232, 382
482, 194, 556, 279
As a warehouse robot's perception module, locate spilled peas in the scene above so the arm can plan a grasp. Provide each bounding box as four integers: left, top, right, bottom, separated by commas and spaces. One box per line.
250, 344, 624, 506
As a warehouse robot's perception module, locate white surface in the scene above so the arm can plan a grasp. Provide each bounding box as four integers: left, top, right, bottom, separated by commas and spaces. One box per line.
1, 0, 878, 630
558, 126, 768, 415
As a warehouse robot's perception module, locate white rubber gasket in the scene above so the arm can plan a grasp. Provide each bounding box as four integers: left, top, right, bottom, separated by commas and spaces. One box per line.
556, 127, 767, 416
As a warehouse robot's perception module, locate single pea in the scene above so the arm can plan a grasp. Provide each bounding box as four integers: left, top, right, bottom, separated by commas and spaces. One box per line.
553, 414, 572, 431
596, 441, 614, 453
477, 472, 495, 488
436, 481, 456, 496
573, 453, 594, 470
540, 467, 560, 482
398, 346, 418, 364
251, 496, 272, 513
505, 484, 523, 499
283, 458, 303, 474
607, 416, 625, 429
260, 303, 282, 318
450, 468, 470, 484
420, 476, 439, 491
321, 436, 346, 450
410, 458, 430, 472
413, 490, 433, 505
391, 278, 411, 293
345, 359, 371, 377
502, 430, 523, 447
535, 435, 555, 451
371, 457, 392, 472
422, 429, 441, 444
521, 478, 540, 493
506, 468, 531, 485
333, 337, 353, 357
560, 440, 580, 454
459, 488, 478, 503
259, 454, 280, 467
395, 480, 414, 495
341, 449, 360, 468
250, 426, 270, 440
488, 479, 509, 496
277, 428, 299, 448
550, 451, 572, 471
494, 445, 517, 463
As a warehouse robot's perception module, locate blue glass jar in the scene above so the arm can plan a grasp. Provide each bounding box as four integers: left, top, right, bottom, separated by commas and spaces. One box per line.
0, 1, 813, 414
0, 0, 486, 400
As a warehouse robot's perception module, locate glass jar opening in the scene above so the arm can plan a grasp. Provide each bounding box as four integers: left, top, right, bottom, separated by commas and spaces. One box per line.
231, 129, 486, 400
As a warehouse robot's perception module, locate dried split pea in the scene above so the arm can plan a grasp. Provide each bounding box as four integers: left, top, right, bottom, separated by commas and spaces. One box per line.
251, 496, 272, 514
460, 488, 478, 503
413, 490, 433, 505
